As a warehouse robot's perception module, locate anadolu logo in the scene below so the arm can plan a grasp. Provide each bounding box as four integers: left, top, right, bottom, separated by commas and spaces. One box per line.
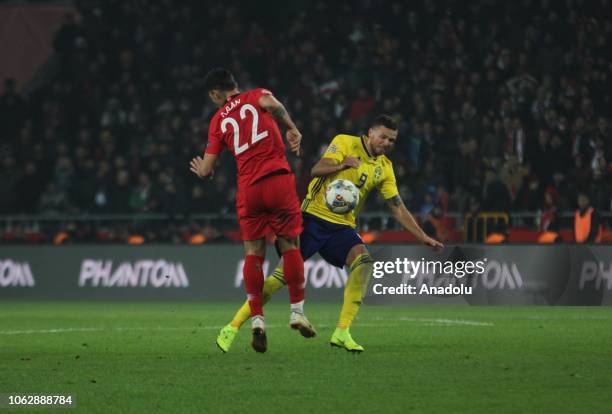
0, 259, 35, 287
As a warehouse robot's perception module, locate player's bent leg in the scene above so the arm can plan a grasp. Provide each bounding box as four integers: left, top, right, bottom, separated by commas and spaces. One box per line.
276, 236, 305, 306
216, 265, 287, 353
230, 265, 286, 329
277, 236, 317, 338
243, 239, 267, 353
337, 244, 371, 329
331, 244, 373, 352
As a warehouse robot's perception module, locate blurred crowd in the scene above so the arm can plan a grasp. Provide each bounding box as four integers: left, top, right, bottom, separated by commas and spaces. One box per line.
0, 0, 611, 243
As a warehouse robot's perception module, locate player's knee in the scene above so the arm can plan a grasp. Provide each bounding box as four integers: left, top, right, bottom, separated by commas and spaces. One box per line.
346, 245, 370, 267
245, 249, 265, 257
359, 253, 374, 265
244, 239, 266, 257
277, 236, 300, 253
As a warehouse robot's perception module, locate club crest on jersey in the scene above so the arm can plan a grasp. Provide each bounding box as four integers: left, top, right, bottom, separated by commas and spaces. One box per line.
221, 99, 241, 117
374, 166, 382, 181
328, 144, 337, 153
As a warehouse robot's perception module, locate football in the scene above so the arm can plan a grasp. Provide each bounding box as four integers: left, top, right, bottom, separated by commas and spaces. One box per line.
325, 179, 360, 214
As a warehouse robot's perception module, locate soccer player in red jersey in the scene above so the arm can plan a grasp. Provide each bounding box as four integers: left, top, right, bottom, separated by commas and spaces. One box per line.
190, 68, 315, 353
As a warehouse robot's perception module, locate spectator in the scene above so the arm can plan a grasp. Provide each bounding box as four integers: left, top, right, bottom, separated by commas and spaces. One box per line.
574, 192, 602, 243
16, 162, 45, 213
540, 187, 558, 231
0, 78, 25, 138
0, 157, 19, 213
422, 204, 448, 242
348, 88, 375, 122
53, 13, 80, 57
0, 0, 610, 243
419, 192, 435, 219
38, 182, 71, 215
129, 173, 155, 213
110, 170, 131, 213
483, 170, 512, 212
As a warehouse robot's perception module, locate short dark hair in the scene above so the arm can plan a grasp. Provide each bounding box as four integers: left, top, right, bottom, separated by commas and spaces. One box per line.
370, 114, 398, 130
204, 68, 238, 92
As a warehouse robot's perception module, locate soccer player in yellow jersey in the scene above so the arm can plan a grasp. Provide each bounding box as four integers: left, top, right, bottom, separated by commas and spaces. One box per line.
216, 115, 443, 352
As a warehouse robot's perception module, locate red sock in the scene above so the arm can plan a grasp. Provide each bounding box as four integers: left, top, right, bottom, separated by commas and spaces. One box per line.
243, 255, 264, 317
283, 248, 305, 304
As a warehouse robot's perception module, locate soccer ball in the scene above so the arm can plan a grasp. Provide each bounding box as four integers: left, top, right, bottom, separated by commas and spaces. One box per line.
325, 179, 359, 214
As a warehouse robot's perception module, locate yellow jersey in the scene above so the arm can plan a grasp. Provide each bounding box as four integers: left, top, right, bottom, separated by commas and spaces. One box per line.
301, 134, 399, 228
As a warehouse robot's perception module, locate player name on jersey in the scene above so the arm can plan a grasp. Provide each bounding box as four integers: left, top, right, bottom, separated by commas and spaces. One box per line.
220, 99, 240, 118
206, 88, 290, 187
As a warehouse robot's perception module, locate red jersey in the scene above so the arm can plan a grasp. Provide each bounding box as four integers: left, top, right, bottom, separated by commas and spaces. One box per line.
205, 88, 291, 187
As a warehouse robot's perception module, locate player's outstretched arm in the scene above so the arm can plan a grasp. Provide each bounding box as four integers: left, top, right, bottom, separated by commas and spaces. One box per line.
386, 195, 444, 249
311, 156, 360, 177
258, 94, 301, 154
190, 154, 218, 180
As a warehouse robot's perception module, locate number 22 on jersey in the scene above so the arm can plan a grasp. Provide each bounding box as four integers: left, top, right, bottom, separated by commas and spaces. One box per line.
220, 104, 268, 155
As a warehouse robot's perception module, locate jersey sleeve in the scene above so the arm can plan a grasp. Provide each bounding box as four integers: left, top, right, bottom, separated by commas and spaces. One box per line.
250, 88, 274, 106
378, 160, 400, 200
321, 135, 349, 163
204, 116, 225, 155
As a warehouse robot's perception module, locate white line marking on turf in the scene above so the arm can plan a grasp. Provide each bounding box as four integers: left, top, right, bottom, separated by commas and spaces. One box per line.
0, 318, 492, 336
526, 315, 612, 321
398, 317, 494, 326
0, 325, 276, 335
0, 328, 102, 335
0, 324, 396, 335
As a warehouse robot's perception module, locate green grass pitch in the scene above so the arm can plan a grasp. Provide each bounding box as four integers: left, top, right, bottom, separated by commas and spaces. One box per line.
2, 302, 612, 413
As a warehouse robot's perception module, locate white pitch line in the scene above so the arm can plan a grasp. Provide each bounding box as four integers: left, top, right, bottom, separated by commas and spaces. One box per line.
0, 318, 492, 336
527, 315, 612, 321
0, 324, 394, 335
0, 325, 275, 335
0, 327, 103, 335
398, 317, 494, 326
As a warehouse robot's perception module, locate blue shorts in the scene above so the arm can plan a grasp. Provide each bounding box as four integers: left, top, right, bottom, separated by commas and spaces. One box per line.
299, 212, 363, 268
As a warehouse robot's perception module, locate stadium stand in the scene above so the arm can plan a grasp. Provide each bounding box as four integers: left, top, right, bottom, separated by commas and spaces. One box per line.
0, 0, 610, 243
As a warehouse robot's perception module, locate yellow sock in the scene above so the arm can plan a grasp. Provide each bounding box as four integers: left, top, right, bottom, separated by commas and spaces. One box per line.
230, 266, 286, 328
337, 253, 373, 329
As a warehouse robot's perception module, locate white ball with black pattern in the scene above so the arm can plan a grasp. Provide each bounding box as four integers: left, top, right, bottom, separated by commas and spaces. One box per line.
324, 179, 360, 214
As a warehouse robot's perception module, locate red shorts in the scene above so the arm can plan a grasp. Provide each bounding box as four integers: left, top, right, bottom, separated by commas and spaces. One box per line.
236, 172, 303, 241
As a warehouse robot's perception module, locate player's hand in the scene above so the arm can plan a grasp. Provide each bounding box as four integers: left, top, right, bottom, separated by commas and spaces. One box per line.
286, 128, 302, 155
341, 156, 361, 169
190, 156, 213, 180
422, 235, 444, 250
